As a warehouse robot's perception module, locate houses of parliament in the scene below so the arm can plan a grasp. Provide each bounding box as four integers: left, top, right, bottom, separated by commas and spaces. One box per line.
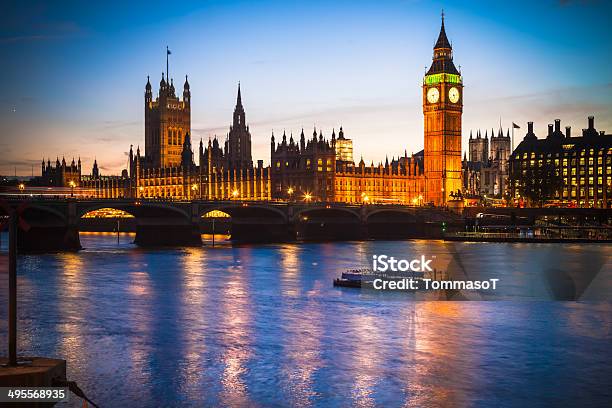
41, 16, 465, 206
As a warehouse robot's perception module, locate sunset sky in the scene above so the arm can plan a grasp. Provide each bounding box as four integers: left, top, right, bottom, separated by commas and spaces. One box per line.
1, 0, 611, 176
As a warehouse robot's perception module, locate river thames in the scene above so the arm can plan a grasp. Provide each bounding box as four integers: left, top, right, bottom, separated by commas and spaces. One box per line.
1, 233, 611, 407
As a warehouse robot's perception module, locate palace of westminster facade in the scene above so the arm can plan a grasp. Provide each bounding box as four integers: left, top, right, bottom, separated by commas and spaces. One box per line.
43, 16, 461, 206
37, 16, 612, 208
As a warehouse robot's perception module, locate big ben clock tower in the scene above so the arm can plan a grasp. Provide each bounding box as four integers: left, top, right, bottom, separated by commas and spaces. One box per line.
423, 13, 463, 206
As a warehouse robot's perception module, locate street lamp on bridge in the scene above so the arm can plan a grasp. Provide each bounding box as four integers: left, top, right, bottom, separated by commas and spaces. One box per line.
361, 192, 370, 204
68, 180, 76, 197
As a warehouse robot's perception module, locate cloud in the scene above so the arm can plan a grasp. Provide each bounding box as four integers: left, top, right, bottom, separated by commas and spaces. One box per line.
0, 35, 68, 44
193, 101, 404, 137
251, 59, 270, 65
0, 15, 83, 43
191, 126, 230, 137
2, 159, 41, 166
99, 157, 129, 172
98, 120, 140, 130
558, 0, 599, 6
478, 83, 612, 104
95, 137, 116, 143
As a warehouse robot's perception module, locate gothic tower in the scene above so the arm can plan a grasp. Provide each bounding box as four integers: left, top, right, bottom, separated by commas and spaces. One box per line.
144, 55, 191, 168
225, 83, 253, 169
423, 13, 463, 205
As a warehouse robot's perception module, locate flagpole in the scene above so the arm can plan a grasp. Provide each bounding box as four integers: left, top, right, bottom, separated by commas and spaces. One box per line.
166, 46, 169, 83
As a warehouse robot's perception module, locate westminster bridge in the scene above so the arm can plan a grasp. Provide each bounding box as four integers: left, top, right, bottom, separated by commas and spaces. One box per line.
0, 198, 465, 251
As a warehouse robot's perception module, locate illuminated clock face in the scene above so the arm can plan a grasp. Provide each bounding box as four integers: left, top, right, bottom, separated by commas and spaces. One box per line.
448, 87, 460, 103
427, 87, 440, 104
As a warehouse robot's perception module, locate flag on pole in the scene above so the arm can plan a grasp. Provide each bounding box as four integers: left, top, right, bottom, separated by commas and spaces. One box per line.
167, 48, 171, 55
512, 122, 520, 129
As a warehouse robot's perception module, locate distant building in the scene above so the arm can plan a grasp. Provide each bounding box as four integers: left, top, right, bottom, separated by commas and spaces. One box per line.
271, 14, 462, 205
509, 116, 612, 208
144, 73, 191, 168
462, 127, 511, 198
335, 127, 353, 163
38, 157, 81, 187
42, 15, 464, 205
225, 83, 253, 169
78, 81, 270, 200
136, 83, 269, 200
422, 13, 463, 204
270, 126, 425, 203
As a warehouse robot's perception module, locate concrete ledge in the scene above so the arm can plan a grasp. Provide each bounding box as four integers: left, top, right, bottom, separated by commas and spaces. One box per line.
0, 357, 67, 407
444, 236, 612, 243
0, 357, 66, 387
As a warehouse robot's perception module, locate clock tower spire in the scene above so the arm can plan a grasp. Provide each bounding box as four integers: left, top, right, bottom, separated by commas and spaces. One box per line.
423, 12, 463, 206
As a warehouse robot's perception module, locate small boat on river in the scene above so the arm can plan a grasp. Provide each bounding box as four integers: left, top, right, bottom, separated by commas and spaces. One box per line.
333, 268, 426, 289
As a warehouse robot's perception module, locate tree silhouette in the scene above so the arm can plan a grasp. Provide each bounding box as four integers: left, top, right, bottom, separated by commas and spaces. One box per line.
517, 163, 564, 207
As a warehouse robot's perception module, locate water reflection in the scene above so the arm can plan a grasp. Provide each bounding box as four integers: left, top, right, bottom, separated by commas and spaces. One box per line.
0, 233, 609, 407
177, 248, 208, 397
280, 244, 323, 406
56, 253, 86, 368
408, 302, 482, 407
125, 253, 154, 403
349, 314, 382, 408
219, 249, 253, 406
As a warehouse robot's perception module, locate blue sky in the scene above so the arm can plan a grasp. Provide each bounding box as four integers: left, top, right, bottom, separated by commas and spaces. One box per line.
1, 0, 611, 175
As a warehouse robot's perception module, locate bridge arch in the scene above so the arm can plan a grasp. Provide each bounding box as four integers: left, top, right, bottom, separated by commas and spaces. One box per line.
201, 209, 231, 219
292, 205, 363, 241
199, 203, 288, 223
365, 208, 419, 223
77, 202, 190, 221
80, 206, 136, 219
7, 203, 76, 252
19, 204, 67, 224
292, 206, 361, 223
199, 203, 289, 242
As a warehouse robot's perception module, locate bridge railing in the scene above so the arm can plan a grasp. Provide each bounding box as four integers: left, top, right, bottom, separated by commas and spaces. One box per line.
0, 194, 456, 212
